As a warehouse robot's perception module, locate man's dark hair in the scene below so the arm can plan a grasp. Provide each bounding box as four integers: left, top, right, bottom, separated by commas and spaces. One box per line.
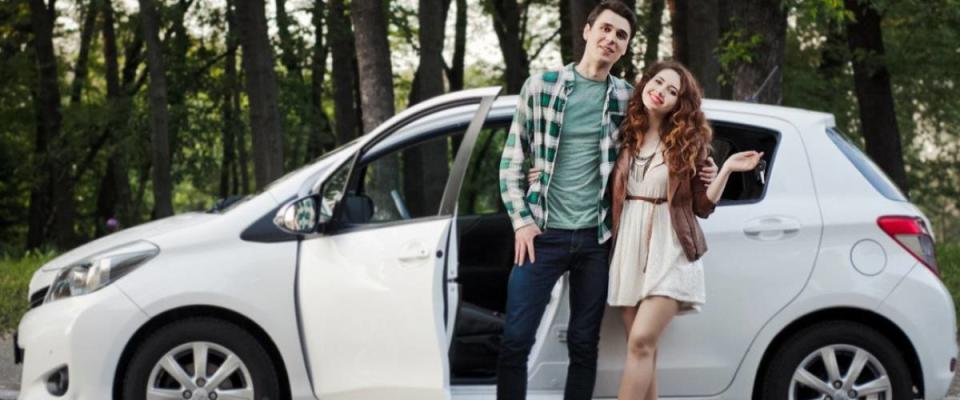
585, 0, 637, 39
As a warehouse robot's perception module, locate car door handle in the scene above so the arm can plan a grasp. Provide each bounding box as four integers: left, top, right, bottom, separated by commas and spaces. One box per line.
398, 247, 431, 262
743, 216, 801, 241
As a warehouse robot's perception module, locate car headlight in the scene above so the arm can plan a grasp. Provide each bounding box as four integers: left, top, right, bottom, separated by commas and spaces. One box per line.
45, 240, 160, 303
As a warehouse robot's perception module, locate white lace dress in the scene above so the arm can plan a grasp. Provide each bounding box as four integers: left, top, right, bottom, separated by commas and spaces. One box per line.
607, 150, 705, 314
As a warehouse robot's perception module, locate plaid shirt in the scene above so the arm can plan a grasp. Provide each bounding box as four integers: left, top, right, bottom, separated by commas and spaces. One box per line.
499, 63, 632, 243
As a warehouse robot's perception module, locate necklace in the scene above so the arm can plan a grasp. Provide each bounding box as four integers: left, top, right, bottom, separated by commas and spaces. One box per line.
634, 139, 661, 180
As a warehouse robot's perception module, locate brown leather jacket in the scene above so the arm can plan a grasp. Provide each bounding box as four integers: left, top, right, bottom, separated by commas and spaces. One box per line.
609, 148, 717, 262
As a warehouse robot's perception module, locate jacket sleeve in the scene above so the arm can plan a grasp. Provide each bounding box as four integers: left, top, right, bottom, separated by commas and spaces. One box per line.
691, 155, 717, 219
499, 79, 536, 230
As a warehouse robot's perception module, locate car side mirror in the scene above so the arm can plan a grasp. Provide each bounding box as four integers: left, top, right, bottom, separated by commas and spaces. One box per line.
274, 196, 322, 234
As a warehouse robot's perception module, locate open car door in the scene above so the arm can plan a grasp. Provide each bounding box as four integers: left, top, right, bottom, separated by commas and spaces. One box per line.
296, 87, 502, 400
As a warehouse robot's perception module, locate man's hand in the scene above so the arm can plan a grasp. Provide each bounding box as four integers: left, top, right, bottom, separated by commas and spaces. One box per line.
514, 224, 542, 266
699, 157, 718, 187
527, 167, 542, 185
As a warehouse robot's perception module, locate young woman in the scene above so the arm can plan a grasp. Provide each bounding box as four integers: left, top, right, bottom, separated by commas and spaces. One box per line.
607, 61, 763, 399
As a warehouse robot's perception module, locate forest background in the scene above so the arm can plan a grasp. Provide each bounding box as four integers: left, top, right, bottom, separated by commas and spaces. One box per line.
0, 0, 958, 256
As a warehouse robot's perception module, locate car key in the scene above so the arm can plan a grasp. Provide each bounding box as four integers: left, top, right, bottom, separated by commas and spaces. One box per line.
755, 159, 767, 185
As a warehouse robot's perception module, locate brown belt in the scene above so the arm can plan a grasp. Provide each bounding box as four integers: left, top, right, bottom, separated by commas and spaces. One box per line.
626, 195, 667, 204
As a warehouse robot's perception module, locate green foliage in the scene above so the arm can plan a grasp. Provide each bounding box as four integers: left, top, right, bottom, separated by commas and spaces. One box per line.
783, 0, 960, 241
938, 242, 960, 326
715, 26, 764, 85
0, 250, 56, 333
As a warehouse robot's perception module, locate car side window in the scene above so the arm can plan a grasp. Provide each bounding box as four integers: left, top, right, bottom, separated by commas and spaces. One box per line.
710, 122, 779, 203
457, 121, 511, 216
340, 130, 465, 225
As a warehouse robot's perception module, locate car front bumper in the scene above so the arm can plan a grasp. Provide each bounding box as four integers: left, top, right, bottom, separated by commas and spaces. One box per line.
17, 285, 148, 400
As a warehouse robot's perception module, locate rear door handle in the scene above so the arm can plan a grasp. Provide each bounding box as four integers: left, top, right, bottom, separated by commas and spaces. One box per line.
743, 216, 801, 241
398, 247, 430, 262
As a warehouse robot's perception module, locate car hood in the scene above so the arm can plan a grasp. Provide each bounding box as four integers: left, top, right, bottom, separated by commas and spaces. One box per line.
40, 212, 217, 272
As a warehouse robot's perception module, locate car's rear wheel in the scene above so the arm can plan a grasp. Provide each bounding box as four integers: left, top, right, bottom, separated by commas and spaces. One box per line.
122, 318, 280, 400
761, 321, 913, 400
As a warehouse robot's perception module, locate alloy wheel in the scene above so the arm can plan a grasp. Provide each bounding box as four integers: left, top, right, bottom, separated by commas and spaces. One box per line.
789, 344, 892, 400
145, 341, 255, 400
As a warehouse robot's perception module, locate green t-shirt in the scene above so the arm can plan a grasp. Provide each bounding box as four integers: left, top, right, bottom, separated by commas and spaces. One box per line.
546, 69, 606, 229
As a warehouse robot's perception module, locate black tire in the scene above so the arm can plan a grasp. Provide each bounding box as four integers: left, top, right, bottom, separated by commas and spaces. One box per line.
121, 318, 280, 400
760, 320, 913, 400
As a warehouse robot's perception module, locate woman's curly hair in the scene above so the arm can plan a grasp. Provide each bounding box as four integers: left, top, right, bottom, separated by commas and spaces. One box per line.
621, 61, 712, 177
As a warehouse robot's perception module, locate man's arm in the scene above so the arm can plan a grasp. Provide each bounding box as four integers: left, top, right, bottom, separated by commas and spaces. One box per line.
692, 155, 719, 218
499, 79, 542, 265
499, 80, 536, 230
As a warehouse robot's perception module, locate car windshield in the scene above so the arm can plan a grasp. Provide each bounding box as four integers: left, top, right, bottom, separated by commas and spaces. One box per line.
208, 139, 361, 214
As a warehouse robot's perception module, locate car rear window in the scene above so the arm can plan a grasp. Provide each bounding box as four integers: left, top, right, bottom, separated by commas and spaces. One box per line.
826, 127, 907, 202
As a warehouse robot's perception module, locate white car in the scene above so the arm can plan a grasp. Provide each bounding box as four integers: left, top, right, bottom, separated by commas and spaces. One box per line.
14, 87, 956, 400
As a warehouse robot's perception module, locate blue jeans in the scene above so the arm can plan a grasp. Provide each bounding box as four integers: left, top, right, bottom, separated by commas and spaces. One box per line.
496, 227, 610, 400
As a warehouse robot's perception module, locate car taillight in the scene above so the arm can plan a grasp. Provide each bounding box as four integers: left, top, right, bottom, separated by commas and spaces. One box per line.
877, 216, 939, 277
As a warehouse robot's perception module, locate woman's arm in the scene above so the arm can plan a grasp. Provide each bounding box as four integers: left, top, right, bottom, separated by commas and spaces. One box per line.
705, 151, 765, 204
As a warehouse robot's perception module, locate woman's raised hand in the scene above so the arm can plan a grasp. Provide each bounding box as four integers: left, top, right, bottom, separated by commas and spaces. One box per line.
723, 151, 764, 173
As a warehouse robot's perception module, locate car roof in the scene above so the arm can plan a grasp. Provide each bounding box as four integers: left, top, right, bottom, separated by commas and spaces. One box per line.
490, 95, 836, 130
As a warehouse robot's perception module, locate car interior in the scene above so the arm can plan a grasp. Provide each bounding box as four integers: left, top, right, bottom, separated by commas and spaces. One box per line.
325, 116, 779, 383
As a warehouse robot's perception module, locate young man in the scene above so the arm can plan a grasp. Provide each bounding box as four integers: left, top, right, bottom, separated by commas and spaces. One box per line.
496, 2, 637, 399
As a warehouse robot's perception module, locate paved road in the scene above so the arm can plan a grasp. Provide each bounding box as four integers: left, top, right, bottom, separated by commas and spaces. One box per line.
0, 334, 20, 396
0, 333, 957, 399
0, 334, 19, 400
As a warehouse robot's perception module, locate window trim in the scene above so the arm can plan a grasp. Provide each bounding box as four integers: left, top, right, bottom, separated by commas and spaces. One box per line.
708, 120, 782, 207
325, 94, 502, 234
825, 127, 907, 202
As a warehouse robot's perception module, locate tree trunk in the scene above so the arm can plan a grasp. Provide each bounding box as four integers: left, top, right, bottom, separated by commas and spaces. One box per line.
728, 0, 786, 104
329, 0, 358, 144
307, 0, 333, 160
275, 0, 302, 80
166, 0, 190, 155
352, 0, 397, 212
236, 0, 286, 189
611, 0, 637, 80
224, 0, 249, 193
352, 0, 395, 132
671, 0, 720, 97
70, 0, 99, 104
103, 0, 120, 98
95, 0, 132, 232
26, 0, 62, 248
121, 15, 144, 94
405, 0, 450, 219
139, 0, 174, 218
94, 156, 129, 238
220, 2, 241, 198
411, 0, 448, 104
642, 0, 664, 69
489, 0, 529, 93
560, 0, 573, 64
569, 0, 599, 63
844, 0, 908, 193
447, 0, 467, 91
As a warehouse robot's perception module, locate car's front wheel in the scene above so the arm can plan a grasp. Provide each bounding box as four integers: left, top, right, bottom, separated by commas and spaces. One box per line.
122, 318, 280, 400
761, 320, 913, 400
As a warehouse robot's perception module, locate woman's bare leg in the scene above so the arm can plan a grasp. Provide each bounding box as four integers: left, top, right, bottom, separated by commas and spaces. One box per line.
617, 296, 678, 400
621, 306, 638, 336
645, 350, 658, 400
